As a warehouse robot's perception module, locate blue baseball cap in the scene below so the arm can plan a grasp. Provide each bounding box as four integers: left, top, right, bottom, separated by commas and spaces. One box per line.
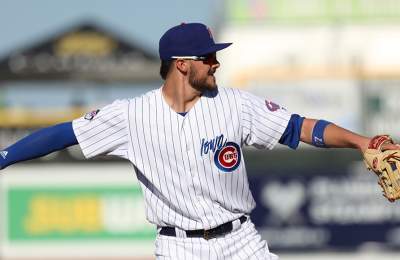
159, 23, 232, 60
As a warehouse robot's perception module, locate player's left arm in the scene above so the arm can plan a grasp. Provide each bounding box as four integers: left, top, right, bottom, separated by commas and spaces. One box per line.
300, 118, 399, 152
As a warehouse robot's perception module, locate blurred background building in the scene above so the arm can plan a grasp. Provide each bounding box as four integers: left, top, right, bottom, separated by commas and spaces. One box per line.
1, 0, 400, 259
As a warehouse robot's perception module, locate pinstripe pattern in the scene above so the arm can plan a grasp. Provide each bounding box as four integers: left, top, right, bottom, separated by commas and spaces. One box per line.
72, 86, 290, 258
241, 91, 288, 149
155, 218, 279, 260
73, 100, 129, 159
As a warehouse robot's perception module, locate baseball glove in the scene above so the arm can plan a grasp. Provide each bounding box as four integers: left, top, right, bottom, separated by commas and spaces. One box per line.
363, 135, 400, 202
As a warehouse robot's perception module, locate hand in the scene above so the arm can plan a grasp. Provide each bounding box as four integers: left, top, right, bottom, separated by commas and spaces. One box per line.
381, 142, 400, 151
364, 135, 400, 152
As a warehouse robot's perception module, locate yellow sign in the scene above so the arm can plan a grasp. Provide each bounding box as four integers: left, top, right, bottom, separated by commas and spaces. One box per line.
25, 195, 102, 234
54, 32, 117, 57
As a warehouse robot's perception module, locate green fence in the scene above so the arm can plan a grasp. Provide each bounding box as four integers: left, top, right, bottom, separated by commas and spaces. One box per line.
227, 0, 400, 23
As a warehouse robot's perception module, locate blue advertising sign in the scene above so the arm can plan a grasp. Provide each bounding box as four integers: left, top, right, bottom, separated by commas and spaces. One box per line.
249, 164, 400, 251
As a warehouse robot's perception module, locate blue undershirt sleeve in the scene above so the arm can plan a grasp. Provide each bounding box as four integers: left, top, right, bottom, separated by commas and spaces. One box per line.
0, 122, 78, 169
278, 114, 305, 150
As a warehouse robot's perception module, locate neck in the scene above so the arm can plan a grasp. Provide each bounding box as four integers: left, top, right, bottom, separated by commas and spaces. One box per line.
162, 76, 202, 113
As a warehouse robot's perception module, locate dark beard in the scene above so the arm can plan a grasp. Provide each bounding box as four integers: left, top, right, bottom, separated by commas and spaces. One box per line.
189, 68, 217, 92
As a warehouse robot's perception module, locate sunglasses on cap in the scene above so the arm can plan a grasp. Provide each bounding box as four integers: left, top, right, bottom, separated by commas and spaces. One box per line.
171, 53, 217, 63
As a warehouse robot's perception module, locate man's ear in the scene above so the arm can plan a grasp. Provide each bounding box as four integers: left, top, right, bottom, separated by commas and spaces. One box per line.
175, 59, 189, 74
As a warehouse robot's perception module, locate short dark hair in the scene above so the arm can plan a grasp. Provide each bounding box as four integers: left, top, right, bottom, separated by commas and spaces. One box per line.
160, 59, 174, 80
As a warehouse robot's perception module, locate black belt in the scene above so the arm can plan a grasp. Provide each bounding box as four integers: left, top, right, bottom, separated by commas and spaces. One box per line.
159, 216, 247, 240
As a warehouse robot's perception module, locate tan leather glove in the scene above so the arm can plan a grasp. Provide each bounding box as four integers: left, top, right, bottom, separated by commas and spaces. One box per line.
363, 135, 400, 202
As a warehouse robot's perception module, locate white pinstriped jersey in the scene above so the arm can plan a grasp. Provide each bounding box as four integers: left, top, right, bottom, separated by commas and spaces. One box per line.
72, 87, 291, 230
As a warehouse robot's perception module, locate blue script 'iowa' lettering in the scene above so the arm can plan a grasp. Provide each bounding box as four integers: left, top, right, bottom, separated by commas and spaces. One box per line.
201, 134, 227, 156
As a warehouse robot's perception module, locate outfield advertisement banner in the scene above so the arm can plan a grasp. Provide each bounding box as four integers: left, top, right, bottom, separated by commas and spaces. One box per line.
227, 0, 400, 23
249, 162, 400, 251
0, 163, 155, 259
1, 162, 400, 258
7, 187, 155, 241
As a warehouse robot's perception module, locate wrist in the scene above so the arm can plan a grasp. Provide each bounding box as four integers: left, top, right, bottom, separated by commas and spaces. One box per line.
355, 136, 371, 153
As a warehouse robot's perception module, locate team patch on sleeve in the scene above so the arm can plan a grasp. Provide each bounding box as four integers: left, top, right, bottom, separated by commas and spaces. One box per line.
265, 100, 286, 112
84, 109, 100, 120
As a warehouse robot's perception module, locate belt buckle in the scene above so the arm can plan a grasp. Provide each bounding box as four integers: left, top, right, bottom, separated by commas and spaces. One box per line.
203, 228, 216, 240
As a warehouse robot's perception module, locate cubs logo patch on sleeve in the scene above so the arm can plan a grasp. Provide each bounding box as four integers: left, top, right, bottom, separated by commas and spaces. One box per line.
84, 109, 100, 120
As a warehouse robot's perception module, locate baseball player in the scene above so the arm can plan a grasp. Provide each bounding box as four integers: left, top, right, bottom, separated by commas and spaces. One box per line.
0, 23, 399, 259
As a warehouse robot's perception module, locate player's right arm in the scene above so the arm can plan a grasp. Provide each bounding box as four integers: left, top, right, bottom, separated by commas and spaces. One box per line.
0, 99, 129, 171
0, 122, 78, 170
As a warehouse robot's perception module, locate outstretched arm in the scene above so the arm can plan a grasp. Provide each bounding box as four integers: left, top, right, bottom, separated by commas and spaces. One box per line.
300, 118, 398, 152
0, 122, 78, 170
301, 118, 400, 202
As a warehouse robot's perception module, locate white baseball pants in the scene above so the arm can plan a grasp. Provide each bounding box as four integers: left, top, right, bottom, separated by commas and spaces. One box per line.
154, 218, 278, 260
